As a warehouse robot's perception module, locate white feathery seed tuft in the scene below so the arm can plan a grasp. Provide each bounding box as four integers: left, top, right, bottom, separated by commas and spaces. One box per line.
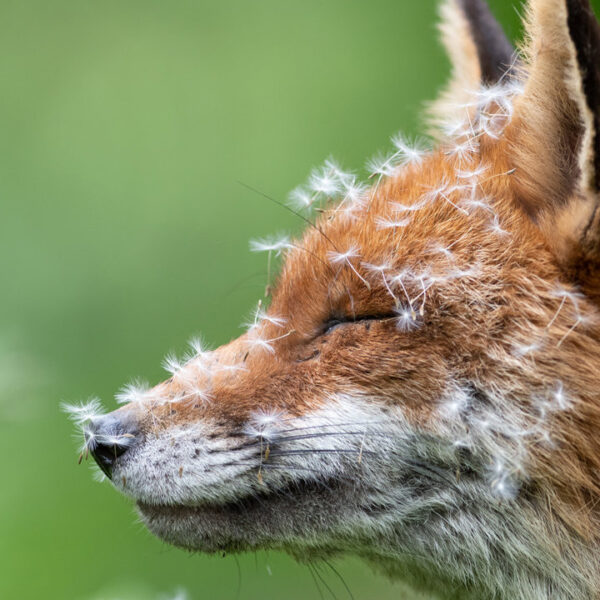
188, 336, 211, 359
327, 246, 361, 265
115, 379, 153, 405
61, 398, 105, 426
249, 234, 292, 255
162, 352, 184, 376
375, 215, 411, 229
395, 305, 419, 332
245, 407, 286, 441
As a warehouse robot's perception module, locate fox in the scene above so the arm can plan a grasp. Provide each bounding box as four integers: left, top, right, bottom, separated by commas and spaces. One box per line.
64, 0, 600, 598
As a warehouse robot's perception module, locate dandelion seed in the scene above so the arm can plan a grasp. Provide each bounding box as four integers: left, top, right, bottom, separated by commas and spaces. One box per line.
375, 216, 411, 229
115, 380, 153, 405
475, 84, 515, 112
327, 246, 371, 289
445, 139, 478, 163
423, 181, 468, 214
511, 341, 542, 358
417, 275, 430, 316
255, 309, 287, 328
488, 459, 520, 500
61, 398, 104, 426
557, 317, 583, 347
391, 197, 431, 213
363, 261, 399, 303
217, 362, 248, 374
366, 153, 398, 179
288, 186, 314, 210
249, 407, 286, 433
189, 336, 211, 358
95, 432, 136, 448
390, 133, 428, 166
246, 328, 295, 354
308, 162, 343, 197
462, 189, 494, 214
552, 381, 571, 411
244, 303, 287, 332
456, 164, 488, 181
323, 158, 354, 185
390, 269, 416, 307
440, 388, 470, 419
341, 179, 368, 204
547, 285, 582, 331
430, 243, 454, 260
162, 353, 184, 376
334, 177, 368, 220
479, 116, 501, 139
250, 234, 292, 296
395, 305, 419, 331
489, 214, 510, 236
246, 331, 276, 354
249, 234, 292, 255
245, 406, 285, 484
368, 134, 427, 179
442, 116, 472, 139
182, 384, 212, 405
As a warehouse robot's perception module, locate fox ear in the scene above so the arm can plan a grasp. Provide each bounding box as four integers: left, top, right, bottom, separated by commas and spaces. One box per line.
429, 0, 515, 133
506, 0, 600, 297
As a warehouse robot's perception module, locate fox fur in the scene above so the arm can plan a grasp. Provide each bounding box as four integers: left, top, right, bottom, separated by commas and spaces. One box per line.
65, 1, 600, 598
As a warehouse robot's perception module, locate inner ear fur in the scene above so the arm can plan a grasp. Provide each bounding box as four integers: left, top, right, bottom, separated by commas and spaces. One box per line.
506, 0, 600, 301
428, 0, 515, 135
567, 0, 600, 188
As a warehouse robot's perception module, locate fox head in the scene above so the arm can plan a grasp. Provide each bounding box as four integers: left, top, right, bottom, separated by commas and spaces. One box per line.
66, 1, 600, 598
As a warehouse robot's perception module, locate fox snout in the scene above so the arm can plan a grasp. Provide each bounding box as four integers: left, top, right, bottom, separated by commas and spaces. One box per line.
83, 411, 140, 479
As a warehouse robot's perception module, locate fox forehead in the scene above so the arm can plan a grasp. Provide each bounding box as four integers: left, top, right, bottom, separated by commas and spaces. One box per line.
274, 149, 531, 325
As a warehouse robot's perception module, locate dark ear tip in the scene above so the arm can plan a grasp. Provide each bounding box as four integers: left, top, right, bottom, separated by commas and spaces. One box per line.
457, 0, 516, 84
566, 0, 600, 188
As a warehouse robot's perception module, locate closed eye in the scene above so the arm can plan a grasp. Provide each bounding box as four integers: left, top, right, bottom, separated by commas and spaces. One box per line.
322, 314, 397, 335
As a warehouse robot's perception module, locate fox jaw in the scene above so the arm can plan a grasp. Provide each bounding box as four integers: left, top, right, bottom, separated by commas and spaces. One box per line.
64, 1, 600, 598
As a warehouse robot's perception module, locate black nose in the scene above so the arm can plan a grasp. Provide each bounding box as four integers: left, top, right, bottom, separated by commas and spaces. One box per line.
84, 413, 139, 479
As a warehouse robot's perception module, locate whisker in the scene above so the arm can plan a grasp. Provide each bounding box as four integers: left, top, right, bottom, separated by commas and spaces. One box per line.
313, 561, 339, 600
229, 462, 359, 484
269, 419, 396, 435
267, 448, 378, 458
307, 563, 325, 600
323, 559, 355, 600
238, 180, 339, 252
229, 429, 396, 452
403, 458, 458, 489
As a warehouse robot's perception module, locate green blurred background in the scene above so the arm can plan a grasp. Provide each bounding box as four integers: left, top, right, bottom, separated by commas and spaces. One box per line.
1, 1, 590, 598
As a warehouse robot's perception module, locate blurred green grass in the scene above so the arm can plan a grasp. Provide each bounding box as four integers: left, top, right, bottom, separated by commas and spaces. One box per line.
0, 1, 586, 598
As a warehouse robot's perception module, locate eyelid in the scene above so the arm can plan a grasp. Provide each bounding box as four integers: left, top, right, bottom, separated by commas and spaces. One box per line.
322, 314, 396, 335
323, 319, 344, 334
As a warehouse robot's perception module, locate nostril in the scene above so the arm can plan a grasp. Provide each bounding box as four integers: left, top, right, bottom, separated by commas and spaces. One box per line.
88, 437, 130, 479
85, 414, 139, 480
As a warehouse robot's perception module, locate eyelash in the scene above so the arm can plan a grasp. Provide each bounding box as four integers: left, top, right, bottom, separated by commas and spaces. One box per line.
322, 315, 396, 335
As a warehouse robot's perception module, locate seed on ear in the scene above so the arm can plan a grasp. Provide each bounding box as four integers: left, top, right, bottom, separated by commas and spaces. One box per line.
179, 466, 183, 478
